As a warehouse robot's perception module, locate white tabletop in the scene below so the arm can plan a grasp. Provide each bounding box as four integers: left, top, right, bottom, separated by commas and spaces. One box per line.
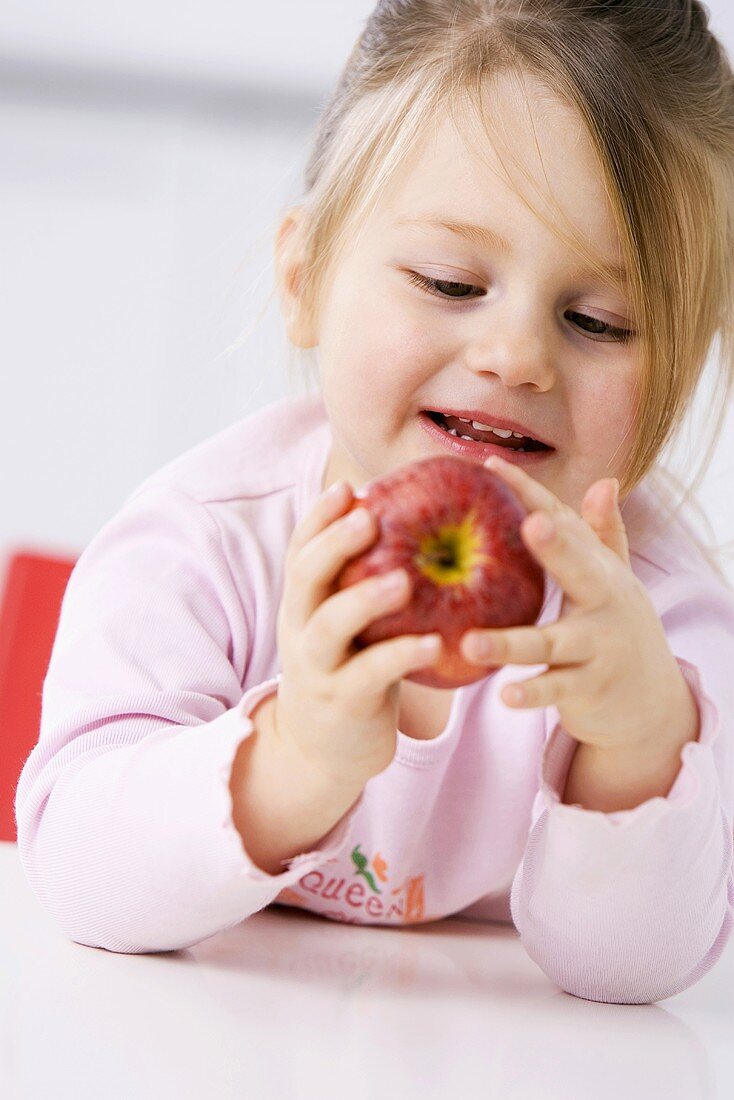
2, 841, 732, 1099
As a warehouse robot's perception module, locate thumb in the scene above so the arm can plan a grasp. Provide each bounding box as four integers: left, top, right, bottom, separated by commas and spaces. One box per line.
581, 478, 631, 567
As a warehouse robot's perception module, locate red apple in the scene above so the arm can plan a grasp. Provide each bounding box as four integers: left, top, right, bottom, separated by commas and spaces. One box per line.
335, 454, 546, 689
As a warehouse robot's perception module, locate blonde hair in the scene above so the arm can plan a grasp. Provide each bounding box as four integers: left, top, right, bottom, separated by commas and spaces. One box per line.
282, 0, 734, 583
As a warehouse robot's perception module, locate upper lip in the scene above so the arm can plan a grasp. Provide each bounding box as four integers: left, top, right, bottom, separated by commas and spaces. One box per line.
423, 407, 555, 449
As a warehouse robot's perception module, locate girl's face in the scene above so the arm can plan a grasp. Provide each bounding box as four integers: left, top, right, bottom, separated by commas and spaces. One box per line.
296, 72, 640, 513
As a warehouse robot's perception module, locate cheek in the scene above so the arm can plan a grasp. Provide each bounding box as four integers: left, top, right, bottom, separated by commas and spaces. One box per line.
374, 315, 447, 393
322, 275, 449, 393
574, 371, 637, 459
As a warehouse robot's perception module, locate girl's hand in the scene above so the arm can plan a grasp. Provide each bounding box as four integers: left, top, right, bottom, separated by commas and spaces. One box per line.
274, 480, 443, 790
460, 454, 693, 754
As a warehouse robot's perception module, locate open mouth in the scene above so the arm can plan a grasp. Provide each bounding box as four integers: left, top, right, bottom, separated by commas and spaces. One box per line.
424, 410, 552, 453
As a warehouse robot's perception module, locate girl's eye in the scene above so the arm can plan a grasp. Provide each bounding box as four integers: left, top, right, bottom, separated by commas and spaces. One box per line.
565, 310, 635, 344
407, 272, 635, 344
407, 272, 483, 300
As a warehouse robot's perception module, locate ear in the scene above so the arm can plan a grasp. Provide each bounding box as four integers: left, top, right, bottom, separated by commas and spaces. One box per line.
274, 206, 318, 348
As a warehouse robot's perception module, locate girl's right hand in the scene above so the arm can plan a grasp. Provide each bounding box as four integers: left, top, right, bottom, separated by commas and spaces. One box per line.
273, 479, 443, 790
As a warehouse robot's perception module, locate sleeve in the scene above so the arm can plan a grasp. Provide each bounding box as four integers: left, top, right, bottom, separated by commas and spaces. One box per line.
509, 571, 734, 1004
13, 485, 364, 954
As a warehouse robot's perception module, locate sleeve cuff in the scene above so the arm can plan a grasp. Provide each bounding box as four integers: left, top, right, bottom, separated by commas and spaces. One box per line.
538, 656, 720, 827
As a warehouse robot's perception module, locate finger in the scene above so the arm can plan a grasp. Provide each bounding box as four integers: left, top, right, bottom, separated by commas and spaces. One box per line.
484, 453, 567, 518
307, 566, 412, 671
500, 667, 579, 710
520, 509, 614, 610
286, 479, 354, 562
460, 619, 594, 668
284, 502, 377, 631
581, 478, 630, 567
341, 632, 443, 699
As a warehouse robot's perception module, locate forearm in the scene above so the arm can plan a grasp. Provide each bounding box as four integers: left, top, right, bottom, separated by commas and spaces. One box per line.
562, 674, 701, 813
229, 694, 366, 876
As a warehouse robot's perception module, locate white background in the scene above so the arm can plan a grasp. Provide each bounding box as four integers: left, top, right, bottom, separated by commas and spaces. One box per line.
2, 0, 733, 579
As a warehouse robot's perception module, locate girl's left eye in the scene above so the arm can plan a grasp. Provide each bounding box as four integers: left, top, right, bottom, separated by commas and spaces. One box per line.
406, 272, 635, 343
565, 311, 635, 343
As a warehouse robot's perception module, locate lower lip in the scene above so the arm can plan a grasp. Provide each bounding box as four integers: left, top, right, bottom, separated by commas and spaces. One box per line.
418, 411, 555, 465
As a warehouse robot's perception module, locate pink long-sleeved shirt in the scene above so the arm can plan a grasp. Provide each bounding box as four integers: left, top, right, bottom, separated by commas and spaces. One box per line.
14, 392, 734, 1003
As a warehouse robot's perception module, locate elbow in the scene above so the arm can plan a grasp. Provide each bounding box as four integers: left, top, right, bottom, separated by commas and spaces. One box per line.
16, 837, 200, 955
522, 907, 733, 1005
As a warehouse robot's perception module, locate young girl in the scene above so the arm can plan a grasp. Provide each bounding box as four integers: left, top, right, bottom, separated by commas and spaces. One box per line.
15, 0, 734, 1005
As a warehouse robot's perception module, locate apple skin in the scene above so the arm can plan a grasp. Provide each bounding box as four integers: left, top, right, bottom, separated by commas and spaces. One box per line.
335, 454, 547, 689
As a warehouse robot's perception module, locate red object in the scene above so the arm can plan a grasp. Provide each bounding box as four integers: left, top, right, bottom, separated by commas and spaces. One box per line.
0, 550, 77, 842
335, 455, 545, 689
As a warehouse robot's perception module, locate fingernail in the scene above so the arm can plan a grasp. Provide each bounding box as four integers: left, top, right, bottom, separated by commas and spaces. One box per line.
326, 479, 346, 498
533, 513, 555, 543
375, 568, 407, 594
611, 478, 620, 505
347, 508, 371, 529
466, 634, 495, 661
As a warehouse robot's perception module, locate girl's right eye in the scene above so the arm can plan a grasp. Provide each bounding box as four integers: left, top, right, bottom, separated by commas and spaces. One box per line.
407, 272, 485, 300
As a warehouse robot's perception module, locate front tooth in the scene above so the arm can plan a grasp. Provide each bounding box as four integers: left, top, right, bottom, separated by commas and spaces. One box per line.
471, 420, 513, 438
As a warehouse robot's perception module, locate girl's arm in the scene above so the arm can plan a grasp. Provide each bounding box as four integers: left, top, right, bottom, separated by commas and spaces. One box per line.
510, 576, 734, 1004
14, 484, 365, 952
230, 693, 365, 876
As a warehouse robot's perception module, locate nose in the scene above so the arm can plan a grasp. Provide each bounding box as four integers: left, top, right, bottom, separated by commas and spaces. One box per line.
464, 294, 556, 391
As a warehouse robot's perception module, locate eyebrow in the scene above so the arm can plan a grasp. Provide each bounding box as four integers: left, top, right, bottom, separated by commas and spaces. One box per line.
393, 215, 629, 288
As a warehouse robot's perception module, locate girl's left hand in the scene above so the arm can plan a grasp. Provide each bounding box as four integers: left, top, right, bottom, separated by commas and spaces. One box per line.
460, 454, 693, 754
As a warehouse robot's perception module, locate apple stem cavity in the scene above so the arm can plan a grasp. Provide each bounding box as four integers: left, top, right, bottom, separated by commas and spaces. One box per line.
414, 512, 494, 587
